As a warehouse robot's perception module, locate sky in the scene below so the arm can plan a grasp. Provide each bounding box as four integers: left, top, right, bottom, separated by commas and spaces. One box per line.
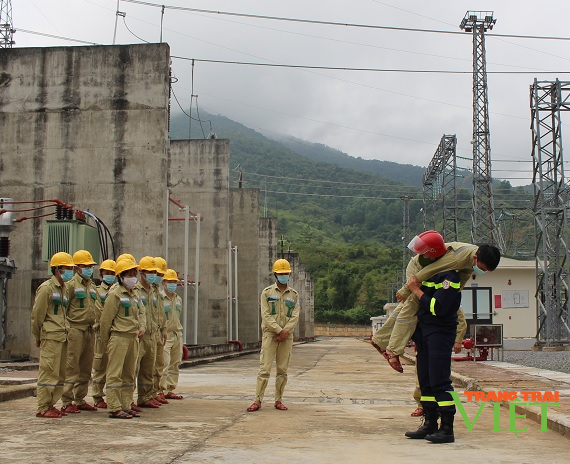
8, 0, 570, 186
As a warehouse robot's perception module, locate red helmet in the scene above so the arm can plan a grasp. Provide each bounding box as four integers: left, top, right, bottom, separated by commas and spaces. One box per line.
407, 230, 447, 258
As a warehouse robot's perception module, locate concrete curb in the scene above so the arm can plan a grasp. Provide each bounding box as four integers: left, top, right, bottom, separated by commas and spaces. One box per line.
402, 353, 569, 437
0, 384, 36, 402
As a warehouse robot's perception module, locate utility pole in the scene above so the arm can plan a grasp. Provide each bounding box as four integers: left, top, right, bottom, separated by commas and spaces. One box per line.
400, 195, 413, 283
460, 11, 501, 248
0, 0, 15, 48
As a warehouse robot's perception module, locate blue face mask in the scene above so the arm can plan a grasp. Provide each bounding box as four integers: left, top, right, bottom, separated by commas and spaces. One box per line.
166, 283, 178, 293
277, 274, 290, 284
61, 269, 74, 282
80, 268, 94, 279
102, 275, 116, 285
155, 276, 164, 284
472, 264, 487, 276
145, 273, 157, 284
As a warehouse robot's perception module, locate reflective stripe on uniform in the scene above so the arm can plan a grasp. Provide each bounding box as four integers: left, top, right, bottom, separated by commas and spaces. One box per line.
437, 400, 455, 407
420, 395, 436, 402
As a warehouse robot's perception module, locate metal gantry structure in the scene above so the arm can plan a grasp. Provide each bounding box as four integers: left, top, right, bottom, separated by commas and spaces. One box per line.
0, 0, 14, 48
460, 11, 501, 248
422, 134, 458, 241
530, 79, 570, 346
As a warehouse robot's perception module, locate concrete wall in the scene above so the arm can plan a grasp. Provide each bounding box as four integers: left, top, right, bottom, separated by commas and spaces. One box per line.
315, 324, 370, 337
0, 43, 314, 356
0, 44, 170, 356
229, 188, 264, 343
167, 139, 230, 345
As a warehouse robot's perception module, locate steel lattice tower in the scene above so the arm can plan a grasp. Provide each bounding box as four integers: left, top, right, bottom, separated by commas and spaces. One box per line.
0, 0, 15, 48
530, 79, 570, 347
460, 11, 500, 247
422, 134, 458, 241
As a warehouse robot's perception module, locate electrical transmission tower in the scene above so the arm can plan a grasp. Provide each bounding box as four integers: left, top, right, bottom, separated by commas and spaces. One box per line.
460, 11, 501, 248
422, 134, 458, 241
400, 195, 413, 283
0, 0, 15, 48
530, 79, 570, 347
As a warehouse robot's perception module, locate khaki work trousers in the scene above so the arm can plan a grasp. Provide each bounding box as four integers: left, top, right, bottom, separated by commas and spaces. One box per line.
372, 256, 423, 356
153, 338, 165, 394
62, 327, 94, 406
106, 332, 138, 413
135, 333, 157, 404
255, 333, 293, 403
91, 331, 108, 403
160, 331, 182, 393
37, 339, 67, 413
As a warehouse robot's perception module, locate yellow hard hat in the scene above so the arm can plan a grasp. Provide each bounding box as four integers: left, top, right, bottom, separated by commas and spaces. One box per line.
50, 252, 74, 267
73, 249, 97, 266
163, 269, 178, 282
138, 256, 160, 272
115, 258, 138, 275
154, 257, 167, 274
116, 253, 135, 264
99, 259, 116, 273
273, 258, 292, 274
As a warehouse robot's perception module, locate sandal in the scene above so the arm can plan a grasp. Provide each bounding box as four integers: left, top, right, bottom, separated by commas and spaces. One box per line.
371, 340, 390, 360
411, 407, 424, 417
109, 410, 132, 419
386, 352, 404, 373
274, 401, 288, 411
126, 409, 141, 417
165, 392, 184, 400
246, 402, 261, 412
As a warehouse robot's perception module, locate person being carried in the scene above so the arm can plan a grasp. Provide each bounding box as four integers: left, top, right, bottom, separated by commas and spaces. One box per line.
372, 230, 501, 372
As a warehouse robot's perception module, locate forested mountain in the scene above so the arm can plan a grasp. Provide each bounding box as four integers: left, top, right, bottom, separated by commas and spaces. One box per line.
169, 110, 534, 323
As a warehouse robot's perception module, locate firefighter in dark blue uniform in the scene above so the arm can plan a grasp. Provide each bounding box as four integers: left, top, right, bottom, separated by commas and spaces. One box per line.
404, 270, 461, 444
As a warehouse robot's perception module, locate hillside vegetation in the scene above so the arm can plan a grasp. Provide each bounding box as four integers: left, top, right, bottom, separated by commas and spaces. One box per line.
170, 110, 534, 323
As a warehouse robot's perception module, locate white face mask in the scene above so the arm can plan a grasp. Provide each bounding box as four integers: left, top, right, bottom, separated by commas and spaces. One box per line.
123, 276, 138, 288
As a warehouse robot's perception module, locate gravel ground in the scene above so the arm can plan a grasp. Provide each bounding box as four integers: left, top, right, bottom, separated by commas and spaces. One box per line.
502, 350, 570, 374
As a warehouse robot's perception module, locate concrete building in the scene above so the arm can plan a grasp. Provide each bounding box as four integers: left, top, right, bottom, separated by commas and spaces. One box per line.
0, 43, 314, 358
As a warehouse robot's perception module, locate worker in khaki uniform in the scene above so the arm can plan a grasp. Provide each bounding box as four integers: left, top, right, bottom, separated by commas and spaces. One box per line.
31, 252, 75, 418
160, 269, 184, 399
152, 256, 170, 404
61, 249, 99, 413
372, 231, 501, 372
91, 259, 116, 408
410, 306, 467, 416
99, 257, 146, 419
135, 256, 165, 408
247, 258, 300, 412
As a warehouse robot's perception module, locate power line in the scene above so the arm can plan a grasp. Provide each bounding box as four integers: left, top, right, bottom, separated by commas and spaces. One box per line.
170, 56, 570, 75
122, 0, 570, 42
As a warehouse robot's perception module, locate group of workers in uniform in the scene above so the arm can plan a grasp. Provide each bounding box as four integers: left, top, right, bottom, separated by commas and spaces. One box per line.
32, 250, 185, 419
32, 235, 502, 441
372, 230, 501, 443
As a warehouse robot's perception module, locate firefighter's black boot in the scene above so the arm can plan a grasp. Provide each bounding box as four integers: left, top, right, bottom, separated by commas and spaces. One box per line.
405, 408, 438, 439
425, 411, 455, 443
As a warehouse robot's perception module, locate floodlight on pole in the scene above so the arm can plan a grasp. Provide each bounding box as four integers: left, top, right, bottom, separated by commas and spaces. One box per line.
460, 10, 502, 249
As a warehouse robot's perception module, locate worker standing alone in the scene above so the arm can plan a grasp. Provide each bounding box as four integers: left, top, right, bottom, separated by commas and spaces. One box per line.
247, 258, 300, 412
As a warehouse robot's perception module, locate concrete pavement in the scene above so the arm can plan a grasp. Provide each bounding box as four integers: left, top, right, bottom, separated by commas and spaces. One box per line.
0, 338, 568, 463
